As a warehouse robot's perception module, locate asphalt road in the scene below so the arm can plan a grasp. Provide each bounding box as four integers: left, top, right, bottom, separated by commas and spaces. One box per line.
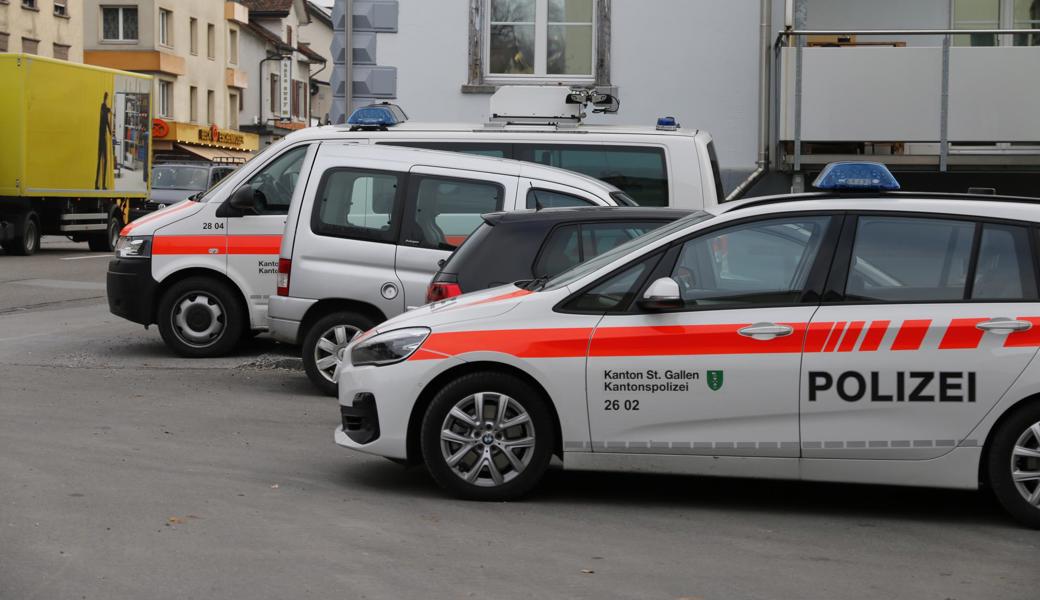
1, 239, 1039, 600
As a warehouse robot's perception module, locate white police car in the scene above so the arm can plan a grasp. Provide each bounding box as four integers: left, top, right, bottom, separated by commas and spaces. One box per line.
335, 162, 1040, 527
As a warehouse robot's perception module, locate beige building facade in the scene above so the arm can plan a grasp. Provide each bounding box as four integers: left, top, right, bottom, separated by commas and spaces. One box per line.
0, 0, 84, 61
83, 0, 257, 160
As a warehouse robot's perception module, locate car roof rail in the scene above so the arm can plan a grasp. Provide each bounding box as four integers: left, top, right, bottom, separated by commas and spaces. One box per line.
720, 190, 1040, 213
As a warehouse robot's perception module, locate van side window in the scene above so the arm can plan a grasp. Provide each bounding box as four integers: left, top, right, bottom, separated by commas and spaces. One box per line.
526, 188, 595, 209
378, 141, 510, 159
409, 176, 503, 250
311, 168, 402, 243
516, 145, 669, 207
972, 224, 1038, 300
245, 145, 308, 215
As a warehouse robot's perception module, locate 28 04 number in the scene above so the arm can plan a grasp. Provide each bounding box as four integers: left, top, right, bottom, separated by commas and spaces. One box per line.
202, 222, 225, 230
604, 399, 639, 411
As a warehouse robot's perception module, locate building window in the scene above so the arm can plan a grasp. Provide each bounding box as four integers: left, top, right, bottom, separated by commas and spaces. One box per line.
953, 0, 1040, 46
228, 28, 238, 64
21, 0, 37, 10
189, 86, 198, 122
159, 8, 172, 47
53, 43, 70, 60
189, 18, 198, 55
22, 37, 39, 54
158, 80, 172, 118
487, 0, 594, 79
228, 92, 239, 129
286, 25, 293, 46
0, 33, 8, 52
54, 0, 68, 17
270, 73, 280, 114
468, 0, 609, 90
102, 6, 139, 42
207, 23, 215, 59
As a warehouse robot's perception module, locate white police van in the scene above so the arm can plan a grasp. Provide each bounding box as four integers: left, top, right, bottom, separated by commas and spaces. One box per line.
106, 87, 726, 358
333, 162, 1040, 527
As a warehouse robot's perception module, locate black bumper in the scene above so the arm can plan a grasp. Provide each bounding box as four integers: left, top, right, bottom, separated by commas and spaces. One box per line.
107, 258, 158, 326
341, 393, 380, 444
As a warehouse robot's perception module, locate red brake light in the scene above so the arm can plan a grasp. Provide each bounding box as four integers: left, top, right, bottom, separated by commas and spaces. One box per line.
425, 281, 463, 303
276, 258, 291, 296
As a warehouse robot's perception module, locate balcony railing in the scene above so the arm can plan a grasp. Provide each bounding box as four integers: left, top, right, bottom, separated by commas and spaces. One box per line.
777, 29, 1040, 172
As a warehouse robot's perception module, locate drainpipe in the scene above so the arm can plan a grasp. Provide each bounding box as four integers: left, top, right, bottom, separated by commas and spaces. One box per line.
726, 0, 773, 201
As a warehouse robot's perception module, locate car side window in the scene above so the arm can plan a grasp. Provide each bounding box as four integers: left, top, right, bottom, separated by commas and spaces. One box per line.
410, 176, 503, 250
564, 256, 656, 312
311, 168, 402, 243
533, 222, 664, 279
533, 225, 581, 278
581, 222, 659, 257
972, 223, 1038, 300
845, 216, 974, 302
516, 144, 669, 207
245, 145, 309, 215
671, 216, 832, 308
526, 188, 594, 209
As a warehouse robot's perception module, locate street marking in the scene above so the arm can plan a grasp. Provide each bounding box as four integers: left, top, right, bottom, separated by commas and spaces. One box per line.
60, 254, 114, 260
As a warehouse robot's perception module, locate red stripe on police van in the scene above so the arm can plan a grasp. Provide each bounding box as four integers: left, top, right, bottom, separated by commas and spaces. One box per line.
1004, 317, 1040, 347
589, 323, 806, 357
152, 235, 281, 255
837, 321, 865, 352
938, 318, 988, 350
121, 201, 197, 236
891, 319, 931, 350
857, 320, 890, 352
414, 328, 593, 360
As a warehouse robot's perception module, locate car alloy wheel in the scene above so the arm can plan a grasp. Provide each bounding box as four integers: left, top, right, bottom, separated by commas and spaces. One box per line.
1011, 420, 1040, 507
439, 391, 536, 487
313, 323, 361, 384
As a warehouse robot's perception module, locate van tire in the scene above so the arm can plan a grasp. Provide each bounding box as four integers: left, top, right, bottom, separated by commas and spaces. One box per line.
88, 213, 122, 252
3, 212, 41, 256
157, 276, 245, 358
302, 311, 376, 396
420, 371, 555, 500
986, 402, 1040, 528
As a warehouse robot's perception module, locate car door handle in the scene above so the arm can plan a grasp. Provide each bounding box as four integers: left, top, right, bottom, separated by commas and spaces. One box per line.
976, 318, 1033, 334
738, 322, 794, 340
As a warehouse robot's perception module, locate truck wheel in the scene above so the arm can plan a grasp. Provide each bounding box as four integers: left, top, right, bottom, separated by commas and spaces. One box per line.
157, 276, 245, 358
987, 402, 1040, 528
420, 372, 555, 500
88, 214, 123, 252
3, 212, 41, 256
302, 311, 376, 396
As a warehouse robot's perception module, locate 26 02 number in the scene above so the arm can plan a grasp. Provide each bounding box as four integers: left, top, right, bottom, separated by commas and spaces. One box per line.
604, 399, 639, 411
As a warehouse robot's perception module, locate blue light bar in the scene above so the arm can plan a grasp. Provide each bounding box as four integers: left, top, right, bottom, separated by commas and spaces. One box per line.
347, 104, 408, 128
656, 116, 679, 131
813, 161, 901, 191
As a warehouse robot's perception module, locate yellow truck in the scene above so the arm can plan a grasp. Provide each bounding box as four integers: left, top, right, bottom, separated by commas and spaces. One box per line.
0, 54, 152, 255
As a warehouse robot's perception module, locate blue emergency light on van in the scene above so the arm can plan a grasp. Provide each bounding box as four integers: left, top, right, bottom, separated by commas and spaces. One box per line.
656, 116, 679, 131
347, 103, 408, 129
813, 161, 901, 191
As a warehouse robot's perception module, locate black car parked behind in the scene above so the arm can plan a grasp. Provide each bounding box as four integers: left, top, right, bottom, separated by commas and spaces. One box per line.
427, 206, 692, 303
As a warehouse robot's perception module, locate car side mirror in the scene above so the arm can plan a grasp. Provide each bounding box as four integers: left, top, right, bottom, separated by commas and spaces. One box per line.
639, 277, 683, 310
229, 185, 257, 212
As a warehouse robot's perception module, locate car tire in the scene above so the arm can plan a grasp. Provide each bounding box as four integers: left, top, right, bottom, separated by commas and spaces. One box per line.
420, 371, 555, 500
88, 213, 122, 252
302, 311, 375, 396
986, 401, 1040, 528
157, 276, 245, 358
4, 212, 41, 256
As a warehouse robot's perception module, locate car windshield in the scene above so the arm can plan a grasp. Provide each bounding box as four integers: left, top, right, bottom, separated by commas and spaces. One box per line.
194, 142, 284, 203
542, 210, 714, 290
152, 166, 210, 190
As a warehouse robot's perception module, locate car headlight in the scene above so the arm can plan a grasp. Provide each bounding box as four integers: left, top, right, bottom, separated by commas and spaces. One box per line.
115, 235, 152, 258
350, 327, 430, 367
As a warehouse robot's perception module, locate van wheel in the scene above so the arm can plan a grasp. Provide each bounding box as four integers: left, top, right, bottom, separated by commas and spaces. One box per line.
88, 214, 123, 252
986, 402, 1040, 528
420, 372, 555, 500
3, 212, 41, 256
157, 276, 245, 357
302, 311, 375, 396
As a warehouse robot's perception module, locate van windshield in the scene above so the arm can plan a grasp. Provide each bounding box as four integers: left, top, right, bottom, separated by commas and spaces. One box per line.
541, 211, 714, 291
152, 166, 210, 190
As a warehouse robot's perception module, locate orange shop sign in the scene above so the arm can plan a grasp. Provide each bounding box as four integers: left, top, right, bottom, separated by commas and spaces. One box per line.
152, 119, 258, 151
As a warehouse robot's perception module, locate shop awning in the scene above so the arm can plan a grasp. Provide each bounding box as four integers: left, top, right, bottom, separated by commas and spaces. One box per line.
175, 143, 254, 163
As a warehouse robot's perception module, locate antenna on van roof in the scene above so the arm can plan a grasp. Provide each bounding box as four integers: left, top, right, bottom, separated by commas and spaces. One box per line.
486, 86, 618, 129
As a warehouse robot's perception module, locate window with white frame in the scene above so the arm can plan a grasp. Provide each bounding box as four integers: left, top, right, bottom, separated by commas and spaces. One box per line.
159, 8, 172, 47
54, 1, 68, 17
158, 80, 172, 117
487, 0, 595, 80
953, 0, 1040, 45
102, 6, 139, 42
